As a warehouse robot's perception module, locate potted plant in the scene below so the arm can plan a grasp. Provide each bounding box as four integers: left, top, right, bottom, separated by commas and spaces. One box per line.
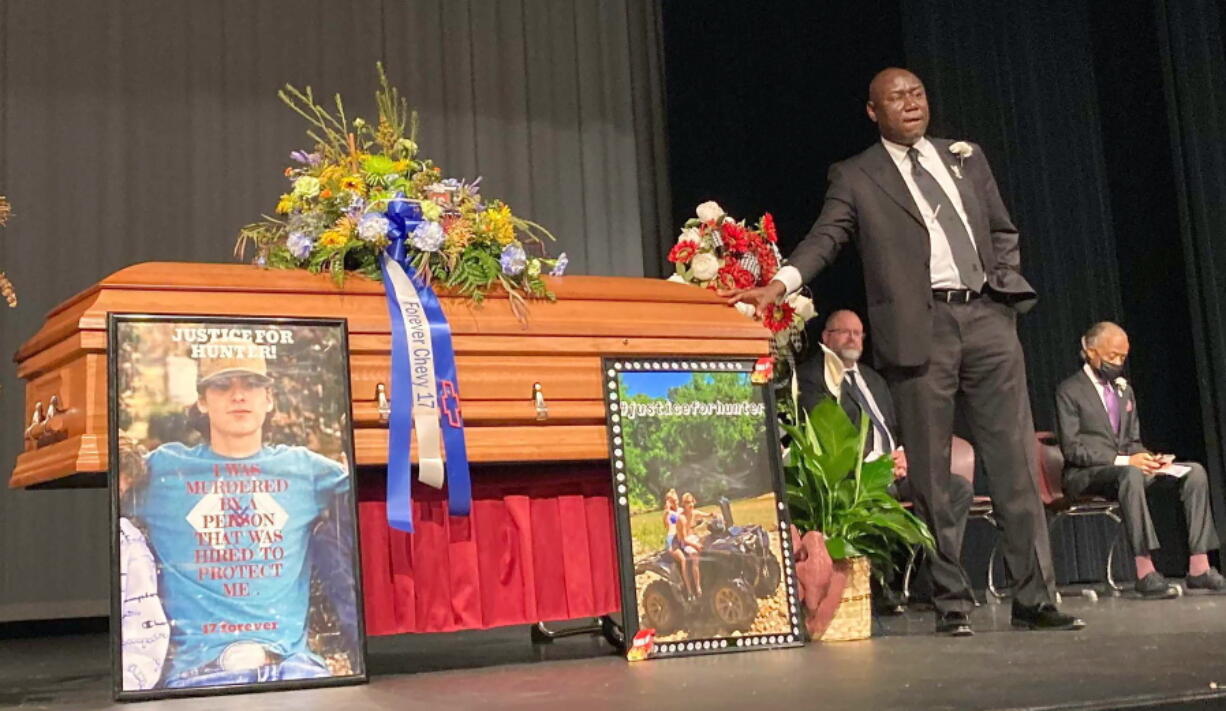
782, 397, 934, 641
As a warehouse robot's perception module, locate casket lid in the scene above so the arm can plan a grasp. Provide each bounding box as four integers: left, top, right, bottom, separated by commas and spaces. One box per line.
16, 262, 768, 364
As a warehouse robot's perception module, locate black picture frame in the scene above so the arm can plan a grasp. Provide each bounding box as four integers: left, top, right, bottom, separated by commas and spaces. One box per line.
108, 314, 368, 701
602, 356, 805, 661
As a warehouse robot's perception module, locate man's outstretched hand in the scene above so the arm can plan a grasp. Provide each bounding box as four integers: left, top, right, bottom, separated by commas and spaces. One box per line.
719, 280, 787, 318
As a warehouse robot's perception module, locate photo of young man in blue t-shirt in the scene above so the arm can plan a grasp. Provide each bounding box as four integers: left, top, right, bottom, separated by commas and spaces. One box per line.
126, 338, 360, 690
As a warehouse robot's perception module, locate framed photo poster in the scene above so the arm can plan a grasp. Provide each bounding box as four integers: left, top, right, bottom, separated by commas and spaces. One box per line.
603, 357, 804, 660
108, 315, 367, 700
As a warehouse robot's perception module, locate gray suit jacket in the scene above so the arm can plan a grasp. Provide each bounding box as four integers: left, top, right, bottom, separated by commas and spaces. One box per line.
787, 138, 1037, 368
1055, 369, 1145, 475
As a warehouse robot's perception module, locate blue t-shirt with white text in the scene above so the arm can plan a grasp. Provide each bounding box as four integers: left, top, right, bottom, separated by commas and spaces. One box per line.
133, 443, 349, 680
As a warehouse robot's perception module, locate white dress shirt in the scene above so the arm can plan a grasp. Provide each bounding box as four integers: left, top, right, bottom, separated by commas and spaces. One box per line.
774, 135, 978, 294
845, 364, 895, 460
1082, 363, 1132, 467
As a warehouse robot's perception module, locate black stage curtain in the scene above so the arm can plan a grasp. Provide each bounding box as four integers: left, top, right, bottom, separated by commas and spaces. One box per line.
901, 0, 1223, 580
664, 0, 1226, 583
1087, 0, 1203, 573
899, 0, 1132, 582
1155, 0, 1226, 547
900, 0, 1125, 434
661, 0, 906, 337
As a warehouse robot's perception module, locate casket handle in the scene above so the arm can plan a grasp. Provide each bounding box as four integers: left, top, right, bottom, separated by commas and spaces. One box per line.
532, 382, 549, 421
46, 395, 63, 420
376, 383, 390, 423
24, 401, 45, 441
43, 395, 67, 435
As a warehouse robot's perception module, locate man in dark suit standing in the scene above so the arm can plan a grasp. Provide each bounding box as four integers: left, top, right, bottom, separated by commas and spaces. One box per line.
728, 68, 1081, 635
1056, 321, 1226, 598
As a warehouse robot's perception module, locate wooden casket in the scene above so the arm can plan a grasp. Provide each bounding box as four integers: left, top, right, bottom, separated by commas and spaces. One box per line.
10, 262, 770, 488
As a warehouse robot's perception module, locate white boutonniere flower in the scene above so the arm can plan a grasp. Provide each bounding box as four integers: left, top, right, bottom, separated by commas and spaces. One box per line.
1114, 377, 1128, 393
948, 141, 974, 179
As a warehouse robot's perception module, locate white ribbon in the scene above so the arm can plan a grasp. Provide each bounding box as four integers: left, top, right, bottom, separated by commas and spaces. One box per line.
383, 257, 446, 489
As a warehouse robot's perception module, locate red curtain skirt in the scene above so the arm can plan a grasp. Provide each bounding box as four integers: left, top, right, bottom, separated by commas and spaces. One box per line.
357, 462, 621, 635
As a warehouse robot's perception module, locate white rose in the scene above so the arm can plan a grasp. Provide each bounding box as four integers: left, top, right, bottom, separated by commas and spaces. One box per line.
949, 141, 974, 159
1114, 377, 1128, 392
787, 293, 817, 321
695, 201, 725, 224
734, 302, 757, 319
691, 252, 721, 281
678, 226, 702, 245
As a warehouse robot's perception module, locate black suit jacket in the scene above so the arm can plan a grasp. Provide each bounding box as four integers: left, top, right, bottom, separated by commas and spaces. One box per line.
1055, 369, 1145, 473
796, 357, 899, 450
787, 138, 1037, 368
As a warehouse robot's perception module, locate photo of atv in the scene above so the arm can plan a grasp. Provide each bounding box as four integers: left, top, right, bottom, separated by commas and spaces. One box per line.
635, 497, 783, 636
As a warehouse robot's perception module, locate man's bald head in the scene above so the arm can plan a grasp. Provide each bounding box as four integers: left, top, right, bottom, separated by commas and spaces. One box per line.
869, 68, 921, 103
866, 68, 929, 145
822, 310, 865, 367
824, 309, 862, 332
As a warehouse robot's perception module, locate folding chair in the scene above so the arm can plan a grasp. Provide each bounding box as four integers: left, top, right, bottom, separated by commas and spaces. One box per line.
985, 431, 1126, 599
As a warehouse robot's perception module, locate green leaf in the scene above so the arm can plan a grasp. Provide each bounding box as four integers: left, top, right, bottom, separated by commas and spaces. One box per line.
787, 392, 936, 561
859, 456, 896, 493
835, 477, 858, 509
825, 537, 860, 560
806, 399, 859, 486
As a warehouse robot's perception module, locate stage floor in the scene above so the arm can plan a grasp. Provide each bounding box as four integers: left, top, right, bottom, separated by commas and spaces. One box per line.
5, 590, 1226, 711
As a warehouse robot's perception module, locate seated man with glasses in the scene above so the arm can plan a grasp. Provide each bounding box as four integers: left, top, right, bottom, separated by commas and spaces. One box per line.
797, 309, 973, 612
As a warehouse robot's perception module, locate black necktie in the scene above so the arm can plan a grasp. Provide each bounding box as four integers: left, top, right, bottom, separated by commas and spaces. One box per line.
844, 371, 891, 453
906, 147, 984, 291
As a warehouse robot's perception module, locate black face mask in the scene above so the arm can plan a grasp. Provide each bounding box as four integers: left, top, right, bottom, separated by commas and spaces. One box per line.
1096, 360, 1126, 383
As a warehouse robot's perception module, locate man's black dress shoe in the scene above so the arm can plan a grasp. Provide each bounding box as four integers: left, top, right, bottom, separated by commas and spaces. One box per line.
1135, 571, 1179, 599
1186, 568, 1226, 593
1011, 602, 1085, 630
935, 610, 973, 637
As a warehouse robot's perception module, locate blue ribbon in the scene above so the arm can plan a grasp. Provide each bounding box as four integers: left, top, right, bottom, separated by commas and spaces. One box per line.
380, 197, 472, 532
406, 264, 472, 517
385, 194, 423, 266
380, 252, 416, 532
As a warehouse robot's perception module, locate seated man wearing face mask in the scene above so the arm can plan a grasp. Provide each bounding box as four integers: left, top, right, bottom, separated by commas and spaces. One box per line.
1056, 321, 1226, 598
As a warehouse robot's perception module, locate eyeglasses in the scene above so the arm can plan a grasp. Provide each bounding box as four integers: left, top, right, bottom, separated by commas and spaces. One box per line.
823, 329, 863, 338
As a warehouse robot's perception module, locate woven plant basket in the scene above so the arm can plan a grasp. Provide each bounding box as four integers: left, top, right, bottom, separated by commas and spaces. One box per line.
820, 556, 872, 641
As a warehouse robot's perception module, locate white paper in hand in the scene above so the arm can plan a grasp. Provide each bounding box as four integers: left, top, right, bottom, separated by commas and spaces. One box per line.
1157, 463, 1191, 478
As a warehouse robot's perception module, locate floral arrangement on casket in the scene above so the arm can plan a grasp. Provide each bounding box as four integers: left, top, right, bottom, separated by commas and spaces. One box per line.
667, 201, 814, 346
236, 66, 571, 533
235, 65, 564, 315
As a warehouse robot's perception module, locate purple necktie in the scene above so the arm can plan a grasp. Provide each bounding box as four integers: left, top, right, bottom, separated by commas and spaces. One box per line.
1102, 381, 1121, 434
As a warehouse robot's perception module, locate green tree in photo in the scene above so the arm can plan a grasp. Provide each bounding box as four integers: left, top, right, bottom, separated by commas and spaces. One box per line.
620, 372, 768, 513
